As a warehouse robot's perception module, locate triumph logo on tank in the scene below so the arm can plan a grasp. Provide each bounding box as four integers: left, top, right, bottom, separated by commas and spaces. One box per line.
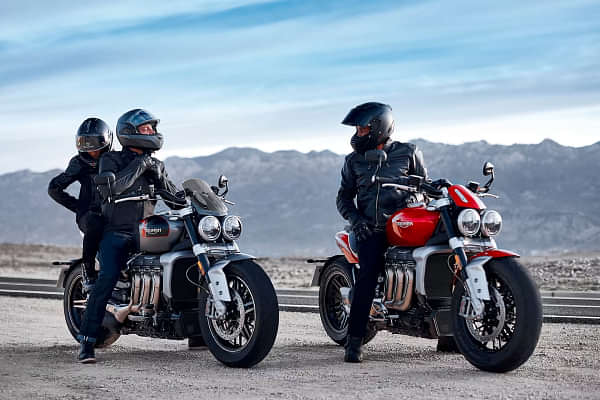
142, 217, 169, 237
392, 215, 413, 228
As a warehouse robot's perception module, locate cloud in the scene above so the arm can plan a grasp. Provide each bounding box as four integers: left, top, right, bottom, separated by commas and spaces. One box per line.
0, 0, 599, 173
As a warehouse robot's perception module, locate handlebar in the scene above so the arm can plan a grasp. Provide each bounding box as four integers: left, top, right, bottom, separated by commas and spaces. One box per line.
113, 189, 187, 206
376, 175, 444, 197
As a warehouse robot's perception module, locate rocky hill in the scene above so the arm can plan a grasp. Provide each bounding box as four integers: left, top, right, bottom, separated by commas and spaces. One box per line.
1, 139, 598, 256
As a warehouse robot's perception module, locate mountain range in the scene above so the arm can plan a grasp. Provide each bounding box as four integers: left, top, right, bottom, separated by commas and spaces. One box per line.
1, 139, 598, 256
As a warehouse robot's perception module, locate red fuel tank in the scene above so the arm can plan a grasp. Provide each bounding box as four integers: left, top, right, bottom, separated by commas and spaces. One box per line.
386, 206, 440, 247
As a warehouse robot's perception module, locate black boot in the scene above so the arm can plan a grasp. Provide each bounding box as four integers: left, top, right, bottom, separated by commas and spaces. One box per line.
78, 336, 96, 364
344, 335, 363, 363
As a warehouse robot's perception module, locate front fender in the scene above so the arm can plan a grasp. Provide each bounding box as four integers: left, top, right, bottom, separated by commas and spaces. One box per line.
463, 253, 519, 317
470, 249, 520, 260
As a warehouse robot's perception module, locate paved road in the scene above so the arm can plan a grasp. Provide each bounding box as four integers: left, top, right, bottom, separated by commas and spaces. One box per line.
1, 296, 599, 400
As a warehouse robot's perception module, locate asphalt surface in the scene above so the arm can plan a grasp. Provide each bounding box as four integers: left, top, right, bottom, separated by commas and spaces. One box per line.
1, 296, 599, 399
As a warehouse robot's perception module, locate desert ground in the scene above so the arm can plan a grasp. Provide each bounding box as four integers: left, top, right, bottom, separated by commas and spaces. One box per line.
1, 243, 599, 290
1, 243, 599, 399
0, 296, 599, 400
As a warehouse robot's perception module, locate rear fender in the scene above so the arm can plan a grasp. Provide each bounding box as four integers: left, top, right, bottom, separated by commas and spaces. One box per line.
55, 259, 83, 288
335, 231, 359, 264
310, 255, 352, 287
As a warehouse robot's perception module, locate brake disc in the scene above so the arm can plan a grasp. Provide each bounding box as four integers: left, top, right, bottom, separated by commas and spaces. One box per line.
466, 286, 506, 343
210, 289, 245, 341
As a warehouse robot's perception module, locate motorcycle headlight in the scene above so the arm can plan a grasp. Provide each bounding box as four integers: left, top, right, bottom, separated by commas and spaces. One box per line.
481, 210, 502, 236
198, 216, 221, 241
222, 216, 242, 241
457, 209, 481, 237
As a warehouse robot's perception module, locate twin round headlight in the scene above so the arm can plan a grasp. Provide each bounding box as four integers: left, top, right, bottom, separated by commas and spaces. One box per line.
198, 216, 242, 242
457, 209, 502, 237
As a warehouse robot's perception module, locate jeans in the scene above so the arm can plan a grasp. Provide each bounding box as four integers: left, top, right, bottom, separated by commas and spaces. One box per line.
347, 230, 388, 338
79, 231, 133, 339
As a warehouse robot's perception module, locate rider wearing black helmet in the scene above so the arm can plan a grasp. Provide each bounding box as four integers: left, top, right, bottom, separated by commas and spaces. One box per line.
336, 102, 427, 363
48, 118, 113, 291
77, 109, 181, 363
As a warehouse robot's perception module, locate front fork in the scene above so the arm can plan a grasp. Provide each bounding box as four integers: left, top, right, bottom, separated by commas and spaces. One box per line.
439, 207, 491, 319
182, 213, 231, 319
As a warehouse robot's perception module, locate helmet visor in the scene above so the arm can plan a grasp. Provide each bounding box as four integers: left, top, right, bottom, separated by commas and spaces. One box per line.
130, 110, 160, 128
76, 134, 110, 152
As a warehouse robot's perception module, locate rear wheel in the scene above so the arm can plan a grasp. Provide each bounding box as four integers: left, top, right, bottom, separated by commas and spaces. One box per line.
318, 257, 377, 346
63, 265, 119, 348
198, 260, 279, 368
452, 257, 542, 372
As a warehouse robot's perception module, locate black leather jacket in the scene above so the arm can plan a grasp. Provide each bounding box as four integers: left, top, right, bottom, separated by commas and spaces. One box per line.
99, 148, 179, 233
336, 140, 427, 231
48, 155, 101, 220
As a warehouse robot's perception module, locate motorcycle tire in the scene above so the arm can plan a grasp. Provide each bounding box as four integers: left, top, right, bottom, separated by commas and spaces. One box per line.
198, 260, 279, 368
451, 257, 542, 372
63, 266, 120, 348
318, 257, 377, 346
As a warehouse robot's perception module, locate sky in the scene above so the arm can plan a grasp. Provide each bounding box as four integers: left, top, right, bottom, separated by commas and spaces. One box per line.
0, 0, 599, 173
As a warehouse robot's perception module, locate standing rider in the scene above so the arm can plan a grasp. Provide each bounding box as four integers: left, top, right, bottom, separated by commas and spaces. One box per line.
77, 109, 180, 363
336, 102, 427, 363
48, 118, 113, 291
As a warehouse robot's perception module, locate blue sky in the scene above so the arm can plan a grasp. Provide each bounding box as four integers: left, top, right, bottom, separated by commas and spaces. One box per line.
1, 0, 599, 173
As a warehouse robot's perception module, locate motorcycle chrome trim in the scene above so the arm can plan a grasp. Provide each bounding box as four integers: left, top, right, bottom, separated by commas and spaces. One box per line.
449, 237, 463, 250
383, 266, 414, 311
463, 256, 492, 317
426, 197, 450, 210
160, 250, 194, 299
413, 245, 452, 296
413, 239, 497, 296
463, 237, 496, 251
207, 260, 232, 302
193, 242, 241, 257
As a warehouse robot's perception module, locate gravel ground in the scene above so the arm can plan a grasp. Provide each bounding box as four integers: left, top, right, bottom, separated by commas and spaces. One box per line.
1, 296, 599, 400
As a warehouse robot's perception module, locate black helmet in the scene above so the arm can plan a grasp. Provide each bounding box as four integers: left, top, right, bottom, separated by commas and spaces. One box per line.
342, 102, 394, 153
76, 118, 113, 166
116, 109, 163, 151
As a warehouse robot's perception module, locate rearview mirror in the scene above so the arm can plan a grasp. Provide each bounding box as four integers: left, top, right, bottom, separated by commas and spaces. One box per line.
364, 149, 387, 163
483, 161, 495, 176
218, 175, 229, 188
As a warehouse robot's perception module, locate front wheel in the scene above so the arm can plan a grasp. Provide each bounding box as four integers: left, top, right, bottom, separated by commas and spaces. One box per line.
452, 257, 542, 372
198, 260, 279, 368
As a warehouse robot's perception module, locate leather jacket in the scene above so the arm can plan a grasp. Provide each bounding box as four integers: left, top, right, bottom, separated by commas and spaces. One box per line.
336, 140, 427, 231
48, 155, 102, 220
99, 148, 178, 233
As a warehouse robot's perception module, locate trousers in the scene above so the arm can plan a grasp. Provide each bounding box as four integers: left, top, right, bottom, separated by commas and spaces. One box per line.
76, 211, 105, 275
347, 230, 388, 338
79, 231, 133, 339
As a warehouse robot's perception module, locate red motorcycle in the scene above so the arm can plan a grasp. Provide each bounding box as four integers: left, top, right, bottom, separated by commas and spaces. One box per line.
312, 150, 542, 372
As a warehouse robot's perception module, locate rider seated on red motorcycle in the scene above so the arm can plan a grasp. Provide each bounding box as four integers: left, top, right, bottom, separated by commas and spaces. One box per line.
48, 118, 113, 292
77, 109, 185, 363
336, 102, 427, 363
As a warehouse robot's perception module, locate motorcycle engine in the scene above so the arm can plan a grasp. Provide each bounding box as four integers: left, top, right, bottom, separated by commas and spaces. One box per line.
381, 247, 416, 311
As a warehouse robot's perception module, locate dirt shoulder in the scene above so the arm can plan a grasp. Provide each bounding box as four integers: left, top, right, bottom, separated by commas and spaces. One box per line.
1, 296, 599, 400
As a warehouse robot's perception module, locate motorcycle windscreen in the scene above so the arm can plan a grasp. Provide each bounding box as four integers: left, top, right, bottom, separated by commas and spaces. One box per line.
182, 178, 228, 216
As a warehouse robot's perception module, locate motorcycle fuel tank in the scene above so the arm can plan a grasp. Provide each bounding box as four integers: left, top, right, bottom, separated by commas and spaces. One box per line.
386, 206, 440, 247
138, 215, 184, 253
